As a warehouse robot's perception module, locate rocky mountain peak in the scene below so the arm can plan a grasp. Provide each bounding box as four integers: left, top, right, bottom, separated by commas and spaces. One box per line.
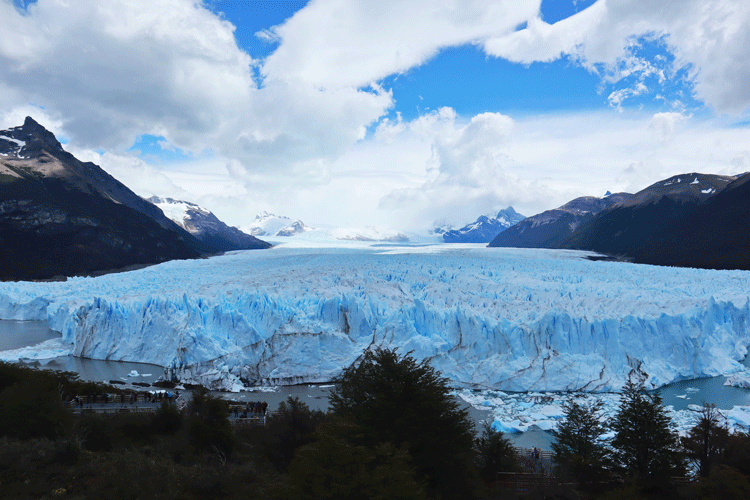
14, 116, 64, 155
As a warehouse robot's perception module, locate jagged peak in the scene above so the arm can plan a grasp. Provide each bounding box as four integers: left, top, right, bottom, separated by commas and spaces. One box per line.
2, 116, 64, 154
496, 206, 523, 218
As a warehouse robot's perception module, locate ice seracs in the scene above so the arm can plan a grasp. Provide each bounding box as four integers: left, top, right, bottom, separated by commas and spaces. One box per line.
0, 244, 749, 394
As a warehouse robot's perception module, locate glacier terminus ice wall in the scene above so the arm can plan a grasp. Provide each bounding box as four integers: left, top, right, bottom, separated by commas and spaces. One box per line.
0, 244, 749, 392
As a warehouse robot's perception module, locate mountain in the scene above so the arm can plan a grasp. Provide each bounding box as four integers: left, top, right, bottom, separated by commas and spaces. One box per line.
0, 117, 219, 280
148, 197, 270, 252
441, 207, 525, 243
242, 212, 312, 237
566, 172, 746, 269
488, 193, 631, 248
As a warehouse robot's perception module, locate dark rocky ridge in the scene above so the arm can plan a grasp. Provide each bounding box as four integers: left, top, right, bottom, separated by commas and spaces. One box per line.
488, 193, 631, 249
566, 173, 747, 269
0, 117, 267, 281
489, 171, 749, 271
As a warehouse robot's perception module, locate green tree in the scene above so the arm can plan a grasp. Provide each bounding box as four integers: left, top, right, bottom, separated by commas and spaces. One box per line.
262, 396, 326, 471
285, 416, 427, 500
681, 403, 730, 477
329, 348, 482, 499
0, 363, 70, 439
474, 420, 519, 483
551, 398, 609, 486
610, 381, 685, 481
723, 431, 750, 476
187, 388, 235, 459
151, 398, 183, 435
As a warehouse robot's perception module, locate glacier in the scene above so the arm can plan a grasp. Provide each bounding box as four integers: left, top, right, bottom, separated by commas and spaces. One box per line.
0, 243, 749, 393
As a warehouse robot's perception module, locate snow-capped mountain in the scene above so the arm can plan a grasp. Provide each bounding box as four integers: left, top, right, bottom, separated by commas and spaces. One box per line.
489, 193, 631, 249
148, 197, 270, 252
242, 212, 312, 237
0, 117, 215, 280
441, 206, 525, 243
566, 172, 745, 269
490, 172, 748, 270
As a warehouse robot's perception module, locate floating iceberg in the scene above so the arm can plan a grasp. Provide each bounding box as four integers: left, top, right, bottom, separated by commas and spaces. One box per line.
0, 244, 749, 392
725, 372, 750, 389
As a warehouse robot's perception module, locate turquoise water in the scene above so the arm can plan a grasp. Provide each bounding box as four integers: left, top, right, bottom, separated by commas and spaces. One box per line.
0, 320, 162, 384
0, 320, 59, 350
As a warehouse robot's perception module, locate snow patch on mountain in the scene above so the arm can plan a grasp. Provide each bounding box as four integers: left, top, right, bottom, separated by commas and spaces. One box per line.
243, 212, 312, 237
440, 207, 525, 243
149, 197, 208, 232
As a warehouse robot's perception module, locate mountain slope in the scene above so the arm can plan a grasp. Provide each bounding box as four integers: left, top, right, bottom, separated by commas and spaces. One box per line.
566, 173, 746, 269
488, 193, 631, 248
148, 197, 270, 252
441, 207, 525, 243
0, 117, 220, 280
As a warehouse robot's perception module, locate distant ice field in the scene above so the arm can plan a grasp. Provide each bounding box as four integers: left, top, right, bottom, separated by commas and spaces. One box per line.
0, 243, 749, 394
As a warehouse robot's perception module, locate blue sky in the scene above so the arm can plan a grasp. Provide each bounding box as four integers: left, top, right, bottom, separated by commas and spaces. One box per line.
130, 0, 704, 163
2, 0, 750, 232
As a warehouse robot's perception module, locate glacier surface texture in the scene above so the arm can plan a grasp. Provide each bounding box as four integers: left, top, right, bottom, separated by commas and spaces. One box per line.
0, 244, 749, 392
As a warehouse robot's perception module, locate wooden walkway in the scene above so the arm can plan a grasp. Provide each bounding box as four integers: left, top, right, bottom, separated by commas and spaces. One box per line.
66, 396, 272, 427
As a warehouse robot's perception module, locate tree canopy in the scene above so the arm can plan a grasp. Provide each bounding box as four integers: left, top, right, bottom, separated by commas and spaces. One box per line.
551, 398, 609, 486
681, 404, 730, 477
610, 381, 685, 480
329, 347, 482, 499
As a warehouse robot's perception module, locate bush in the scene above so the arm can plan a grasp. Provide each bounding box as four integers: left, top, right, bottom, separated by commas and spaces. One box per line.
261, 396, 326, 472
0, 366, 70, 439
151, 399, 183, 435
285, 416, 427, 499
475, 420, 520, 482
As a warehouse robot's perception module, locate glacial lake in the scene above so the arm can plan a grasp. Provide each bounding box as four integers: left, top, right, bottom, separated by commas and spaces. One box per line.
1, 318, 748, 450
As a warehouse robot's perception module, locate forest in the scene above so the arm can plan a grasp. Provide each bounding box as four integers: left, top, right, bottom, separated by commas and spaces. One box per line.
1, 351, 749, 500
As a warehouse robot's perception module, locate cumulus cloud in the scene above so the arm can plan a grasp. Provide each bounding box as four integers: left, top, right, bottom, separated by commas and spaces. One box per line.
0, 0, 396, 186
2, 0, 749, 232
261, 0, 540, 88
377, 108, 524, 229
483, 0, 750, 114
371, 109, 750, 231
0, 0, 256, 151
649, 111, 687, 142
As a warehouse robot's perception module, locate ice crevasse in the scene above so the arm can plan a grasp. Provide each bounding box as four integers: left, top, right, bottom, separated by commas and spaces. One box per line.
0, 245, 749, 392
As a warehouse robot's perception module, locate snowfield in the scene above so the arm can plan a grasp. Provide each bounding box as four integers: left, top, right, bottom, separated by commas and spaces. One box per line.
1, 243, 749, 394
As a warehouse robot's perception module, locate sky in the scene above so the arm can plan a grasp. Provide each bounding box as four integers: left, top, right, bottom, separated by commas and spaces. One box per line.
1, 0, 750, 233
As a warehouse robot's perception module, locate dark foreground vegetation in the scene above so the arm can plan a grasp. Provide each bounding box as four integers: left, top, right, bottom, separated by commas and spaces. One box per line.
1, 354, 750, 499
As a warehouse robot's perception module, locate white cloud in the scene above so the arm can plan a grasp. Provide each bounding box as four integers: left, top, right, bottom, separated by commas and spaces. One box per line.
483, 0, 750, 114
369, 109, 750, 231
262, 0, 541, 88
2, 0, 750, 234
649, 111, 686, 142
0, 0, 256, 151
377, 108, 523, 229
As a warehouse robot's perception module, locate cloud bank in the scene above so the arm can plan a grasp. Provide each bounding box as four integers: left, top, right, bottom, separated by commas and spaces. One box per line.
1, 0, 749, 230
